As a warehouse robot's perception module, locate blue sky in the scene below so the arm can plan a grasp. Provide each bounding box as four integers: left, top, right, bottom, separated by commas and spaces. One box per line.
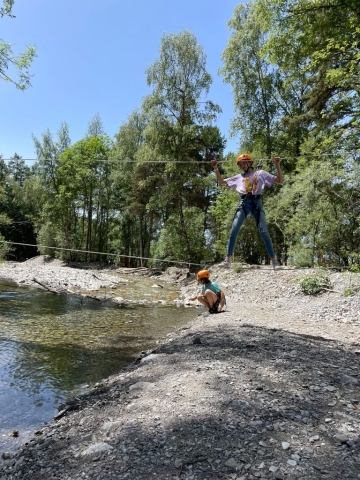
1, 0, 244, 160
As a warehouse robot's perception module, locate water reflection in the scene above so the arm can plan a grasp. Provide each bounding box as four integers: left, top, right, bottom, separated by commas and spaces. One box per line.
0, 280, 195, 453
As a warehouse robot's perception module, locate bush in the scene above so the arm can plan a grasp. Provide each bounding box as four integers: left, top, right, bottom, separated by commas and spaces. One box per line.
298, 271, 331, 295
288, 245, 313, 267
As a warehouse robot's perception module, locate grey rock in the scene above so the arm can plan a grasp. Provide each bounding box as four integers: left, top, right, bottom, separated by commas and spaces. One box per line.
231, 399, 251, 411
129, 381, 156, 391
81, 442, 113, 456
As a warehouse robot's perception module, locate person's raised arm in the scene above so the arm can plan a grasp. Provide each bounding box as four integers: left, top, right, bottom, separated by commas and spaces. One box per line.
272, 157, 283, 185
211, 159, 228, 186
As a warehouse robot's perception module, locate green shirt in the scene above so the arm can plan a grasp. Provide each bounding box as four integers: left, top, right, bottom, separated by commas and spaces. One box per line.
201, 280, 221, 295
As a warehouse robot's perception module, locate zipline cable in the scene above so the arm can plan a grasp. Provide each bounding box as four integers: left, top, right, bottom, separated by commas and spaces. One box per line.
0, 241, 202, 267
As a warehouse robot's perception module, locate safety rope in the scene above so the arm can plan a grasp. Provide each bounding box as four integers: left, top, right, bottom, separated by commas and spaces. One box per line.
0, 240, 202, 267
1, 151, 358, 164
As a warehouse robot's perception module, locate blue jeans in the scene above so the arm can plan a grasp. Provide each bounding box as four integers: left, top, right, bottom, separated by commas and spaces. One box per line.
226, 196, 275, 258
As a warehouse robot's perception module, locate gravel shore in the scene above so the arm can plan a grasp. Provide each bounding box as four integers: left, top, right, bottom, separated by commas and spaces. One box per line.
1, 261, 360, 479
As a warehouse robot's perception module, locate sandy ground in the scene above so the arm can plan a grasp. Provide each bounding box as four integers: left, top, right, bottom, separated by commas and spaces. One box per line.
1, 261, 360, 480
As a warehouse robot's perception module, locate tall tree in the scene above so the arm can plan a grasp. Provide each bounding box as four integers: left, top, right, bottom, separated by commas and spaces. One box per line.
56, 135, 113, 260
140, 30, 224, 264
87, 113, 105, 137
258, 0, 360, 144
0, 153, 36, 259
7, 152, 30, 185
32, 122, 71, 195
221, 2, 308, 159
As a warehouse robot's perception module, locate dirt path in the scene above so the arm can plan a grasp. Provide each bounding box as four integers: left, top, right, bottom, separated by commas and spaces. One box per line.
1, 265, 360, 480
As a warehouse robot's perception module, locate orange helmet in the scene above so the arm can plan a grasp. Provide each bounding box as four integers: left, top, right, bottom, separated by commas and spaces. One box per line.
197, 269, 210, 280
236, 153, 253, 165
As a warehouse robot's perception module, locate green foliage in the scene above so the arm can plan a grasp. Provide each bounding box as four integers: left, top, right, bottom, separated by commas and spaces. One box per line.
297, 271, 331, 295
0, 1, 37, 90
257, 0, 360, 141
37, 222, 58, 258
343, 266, 360, 297
0, 155, 37, 259
287, 245, 313, 268
349, 261, 360, 274
152, 207, 210, 264
0, 233, 10, 259
234, 265, 243, 274
265, 154, 360, 267
220, 3, 307, 158
137, 30, 224, 263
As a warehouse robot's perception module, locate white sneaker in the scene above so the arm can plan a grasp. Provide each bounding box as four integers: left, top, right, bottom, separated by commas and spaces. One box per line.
218, 259, 231, 268
271, 258, 280, 270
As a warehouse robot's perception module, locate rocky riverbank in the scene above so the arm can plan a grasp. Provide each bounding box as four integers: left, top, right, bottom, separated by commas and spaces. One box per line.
1, 260, 360, 479
0, 256, 191, 304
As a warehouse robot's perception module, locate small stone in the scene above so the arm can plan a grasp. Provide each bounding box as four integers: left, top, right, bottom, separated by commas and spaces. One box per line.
274, 472, 284, 480
140, 354, 165, 364
334, 434, 348, 443
287, 459, 297, 466
281, 442, 290, 450
340, 374, 358, 385
224, 458, 238, 470
174, 459, 183, 468
324, 386, 337, 392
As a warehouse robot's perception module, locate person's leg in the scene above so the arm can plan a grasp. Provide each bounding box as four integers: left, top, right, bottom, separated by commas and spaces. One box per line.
256, 209, 275, 258
218, 291, 226, 312
196, 294, 210, 309
219, 202, 248, 267
203, 289, 218, 309
251, 200, 279, 268
196, 290, 218, 310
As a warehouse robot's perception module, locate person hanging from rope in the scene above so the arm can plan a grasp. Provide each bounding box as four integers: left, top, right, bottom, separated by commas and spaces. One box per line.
189, 269, 226, 314
211, 154, 283, 270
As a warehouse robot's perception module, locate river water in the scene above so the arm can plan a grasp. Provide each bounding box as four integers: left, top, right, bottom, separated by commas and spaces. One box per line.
0, 277, 196, 454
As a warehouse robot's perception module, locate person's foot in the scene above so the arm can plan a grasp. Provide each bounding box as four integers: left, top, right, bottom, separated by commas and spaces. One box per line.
218, 259, 231, 268
271, 258, 280, 270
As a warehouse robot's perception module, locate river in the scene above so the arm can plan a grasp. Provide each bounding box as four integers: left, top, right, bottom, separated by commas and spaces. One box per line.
0, 276, 196, 454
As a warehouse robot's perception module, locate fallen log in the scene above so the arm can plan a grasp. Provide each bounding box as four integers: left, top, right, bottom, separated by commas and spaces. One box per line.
32, 278, 60, 294
84, 294, 101, 301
